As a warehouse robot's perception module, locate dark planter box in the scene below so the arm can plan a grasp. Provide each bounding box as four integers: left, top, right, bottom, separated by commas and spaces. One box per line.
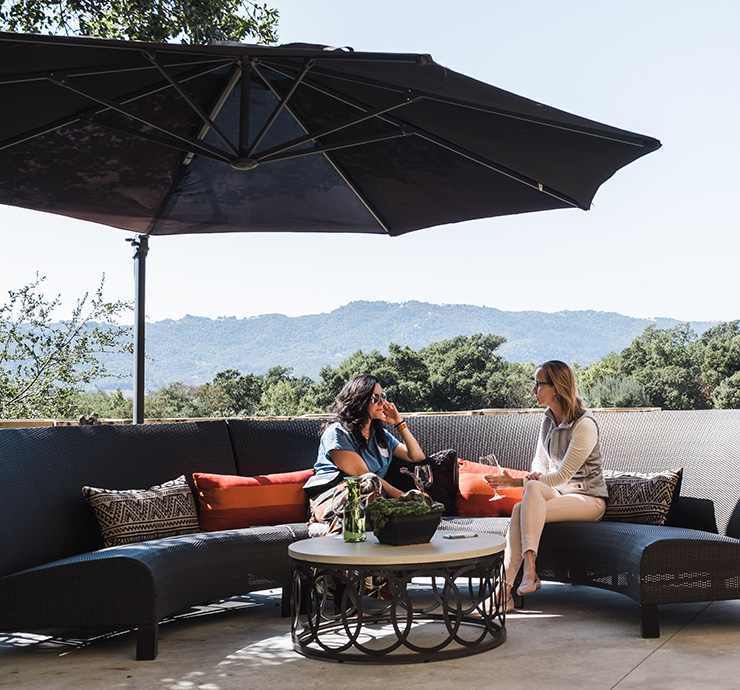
374, 511, 442, 546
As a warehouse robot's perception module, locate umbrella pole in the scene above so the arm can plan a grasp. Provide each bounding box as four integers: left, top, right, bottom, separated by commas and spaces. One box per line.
129, 235, 149, 424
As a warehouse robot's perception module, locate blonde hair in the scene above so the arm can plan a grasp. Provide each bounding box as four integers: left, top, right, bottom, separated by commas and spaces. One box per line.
539, 360, 586, 423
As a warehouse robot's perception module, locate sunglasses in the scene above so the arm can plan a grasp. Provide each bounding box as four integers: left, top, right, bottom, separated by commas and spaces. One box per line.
370, 392, 388, 404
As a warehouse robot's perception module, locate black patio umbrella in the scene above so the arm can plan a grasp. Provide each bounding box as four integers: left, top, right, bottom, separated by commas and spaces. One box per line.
0, 32, 660, 421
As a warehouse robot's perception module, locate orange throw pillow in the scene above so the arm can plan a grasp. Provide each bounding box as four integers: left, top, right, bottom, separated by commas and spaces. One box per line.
456, 459, 528, 517
193, 469, 314, 531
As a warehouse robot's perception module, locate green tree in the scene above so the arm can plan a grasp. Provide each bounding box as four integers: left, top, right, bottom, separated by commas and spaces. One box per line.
582, 376, 649, 408
212, 368, 263, 416
144, 380, 235, 418
692, 320, 740, 406
618, 324, 708, 410
1, 0, 279, 44
491, 361, 537, 408
575, 351, 624, 390
714, 371, 740, 409
73, 387, 133, 418
383, 343, 432, 412
641, 365, 707, 410
258, 366, 318, 416
419, 333, 509, 411
1, 276, 132, 419
314, 350, 388, 412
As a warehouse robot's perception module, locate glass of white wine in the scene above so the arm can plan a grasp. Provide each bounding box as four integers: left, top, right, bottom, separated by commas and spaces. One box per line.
481, 453, 505, 502
400, 464, 433, 494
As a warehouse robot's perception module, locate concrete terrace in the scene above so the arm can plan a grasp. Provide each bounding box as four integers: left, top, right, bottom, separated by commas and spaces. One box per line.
2, 582, 739, 690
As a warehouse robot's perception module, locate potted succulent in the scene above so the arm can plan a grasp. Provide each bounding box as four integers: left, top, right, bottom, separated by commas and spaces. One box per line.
366, 491, 444, 546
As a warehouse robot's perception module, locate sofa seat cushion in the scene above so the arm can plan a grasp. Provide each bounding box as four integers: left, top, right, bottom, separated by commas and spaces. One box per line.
440, 516, 511, 538
193, 469, 314, 531
0, 523, 310, 630
82, 475, 199, 548
536, 521, 740, 604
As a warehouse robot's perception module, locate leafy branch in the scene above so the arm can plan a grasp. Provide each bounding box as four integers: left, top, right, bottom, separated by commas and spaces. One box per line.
1, 275, 132, 418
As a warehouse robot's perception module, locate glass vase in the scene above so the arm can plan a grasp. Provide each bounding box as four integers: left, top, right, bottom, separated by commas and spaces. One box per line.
342, 476, 366, 542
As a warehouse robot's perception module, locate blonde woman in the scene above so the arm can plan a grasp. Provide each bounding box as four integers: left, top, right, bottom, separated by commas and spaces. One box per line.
484, 360, 608, 611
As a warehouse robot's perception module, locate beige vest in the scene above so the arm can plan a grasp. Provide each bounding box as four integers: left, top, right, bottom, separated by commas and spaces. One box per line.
540, 410, 609, 498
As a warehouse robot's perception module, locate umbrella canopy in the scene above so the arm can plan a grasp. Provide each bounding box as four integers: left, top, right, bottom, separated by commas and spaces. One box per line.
0, 32, 660, 422
0, 32, 660, 237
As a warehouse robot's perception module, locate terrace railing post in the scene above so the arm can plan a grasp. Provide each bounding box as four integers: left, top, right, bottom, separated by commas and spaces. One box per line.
129, 235, 149, 425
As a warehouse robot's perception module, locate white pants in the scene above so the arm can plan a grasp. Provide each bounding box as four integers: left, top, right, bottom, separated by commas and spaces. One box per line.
504, 481, 606, 585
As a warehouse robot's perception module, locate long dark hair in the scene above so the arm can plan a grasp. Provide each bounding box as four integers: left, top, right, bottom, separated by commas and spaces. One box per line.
321, 374, 388, 450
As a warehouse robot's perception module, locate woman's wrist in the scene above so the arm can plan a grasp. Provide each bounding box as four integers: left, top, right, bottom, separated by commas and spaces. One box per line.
394, 419, 407, 431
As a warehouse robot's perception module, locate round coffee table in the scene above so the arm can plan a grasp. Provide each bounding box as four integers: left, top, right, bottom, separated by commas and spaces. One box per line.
289, 531, 506, 663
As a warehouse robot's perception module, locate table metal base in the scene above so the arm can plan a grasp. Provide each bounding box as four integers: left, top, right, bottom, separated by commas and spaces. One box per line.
291, 553, 506, 663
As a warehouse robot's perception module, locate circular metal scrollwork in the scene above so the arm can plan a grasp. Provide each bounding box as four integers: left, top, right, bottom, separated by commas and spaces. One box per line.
291, 552, 506, 663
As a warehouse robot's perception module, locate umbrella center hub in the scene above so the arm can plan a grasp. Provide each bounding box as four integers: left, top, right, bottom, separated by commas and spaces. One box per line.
229, 157, 260, 171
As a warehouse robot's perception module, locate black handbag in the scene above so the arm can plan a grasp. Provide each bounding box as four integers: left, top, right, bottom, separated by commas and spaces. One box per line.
302, 469, 345, 499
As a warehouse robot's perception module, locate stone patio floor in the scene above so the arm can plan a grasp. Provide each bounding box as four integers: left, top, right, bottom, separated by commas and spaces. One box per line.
2, 582, 739, 690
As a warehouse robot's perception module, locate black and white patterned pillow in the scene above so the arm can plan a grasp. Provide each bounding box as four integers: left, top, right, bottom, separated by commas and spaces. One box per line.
602, 468, 683, 526
83, 475, 199, 547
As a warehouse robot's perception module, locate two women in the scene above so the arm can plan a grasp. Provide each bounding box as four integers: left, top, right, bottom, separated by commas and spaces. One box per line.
484, 360, 608, 610
315, 362, 607, 614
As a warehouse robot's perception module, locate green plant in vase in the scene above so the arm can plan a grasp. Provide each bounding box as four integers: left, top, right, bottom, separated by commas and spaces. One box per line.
366, 491, 444, 536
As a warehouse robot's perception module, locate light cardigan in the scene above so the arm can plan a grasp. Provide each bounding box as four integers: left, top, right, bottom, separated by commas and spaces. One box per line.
525, 409, 609, 498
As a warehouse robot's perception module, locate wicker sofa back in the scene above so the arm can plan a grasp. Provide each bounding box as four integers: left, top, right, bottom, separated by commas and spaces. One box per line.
596, 410, 740, 537
229, 410, 740, 537
0, 421, 237, 579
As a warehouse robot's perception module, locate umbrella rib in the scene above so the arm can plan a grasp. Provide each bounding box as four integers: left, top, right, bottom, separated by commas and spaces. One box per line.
141, 51, 238, 158
423, 95, 651, 148
259, 130, 410, 164
184, 62, 243, 167
45, 73, 233, 162
248, 60, 393, 232
246, 59, 315, 158
90, 118, 230, 162
251, 61, 584, 207
266, 60, 654, 149
254, 96, 420, 161
0, 61, 232, 152
319, 153, 393, 234
414, 130, 583, 209
0, 56, 235, 86
260, 61, 410, 132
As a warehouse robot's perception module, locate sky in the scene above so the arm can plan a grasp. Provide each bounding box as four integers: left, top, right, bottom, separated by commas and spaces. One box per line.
1, 0, 738, 324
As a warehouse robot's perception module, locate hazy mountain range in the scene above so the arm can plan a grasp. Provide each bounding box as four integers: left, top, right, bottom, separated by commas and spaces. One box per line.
93, 301, 717, 392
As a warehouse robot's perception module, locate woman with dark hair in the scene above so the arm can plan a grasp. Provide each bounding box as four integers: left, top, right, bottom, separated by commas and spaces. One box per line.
313, 374, 426, 499
484, 360, 608, 611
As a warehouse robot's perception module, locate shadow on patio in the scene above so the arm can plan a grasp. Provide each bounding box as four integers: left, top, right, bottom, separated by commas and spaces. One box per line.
2, 583, 739, 690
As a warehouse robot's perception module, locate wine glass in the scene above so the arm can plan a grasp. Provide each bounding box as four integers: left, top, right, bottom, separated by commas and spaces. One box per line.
481, 453, 505, 502
400, 464, 433, 494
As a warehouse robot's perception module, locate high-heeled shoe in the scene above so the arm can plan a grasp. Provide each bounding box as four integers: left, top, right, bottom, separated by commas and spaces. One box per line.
516, 575, 541, 596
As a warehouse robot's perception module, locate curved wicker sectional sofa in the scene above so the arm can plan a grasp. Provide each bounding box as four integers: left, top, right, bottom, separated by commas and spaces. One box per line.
1, 410, 739, 659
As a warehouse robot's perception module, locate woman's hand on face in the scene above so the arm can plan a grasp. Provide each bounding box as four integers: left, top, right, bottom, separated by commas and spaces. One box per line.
382, 401, 402, 425
482, 469, 516, 488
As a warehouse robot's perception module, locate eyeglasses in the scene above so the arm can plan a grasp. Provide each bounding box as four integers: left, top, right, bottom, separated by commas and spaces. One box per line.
370, 392, 387, 404
533, 380, 553, 389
